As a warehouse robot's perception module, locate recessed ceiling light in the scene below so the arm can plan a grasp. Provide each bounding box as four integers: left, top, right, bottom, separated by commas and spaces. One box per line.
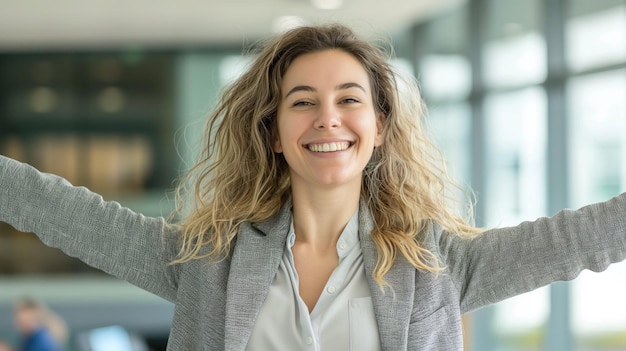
273, 16, 306, 33
311, 0, 343, 10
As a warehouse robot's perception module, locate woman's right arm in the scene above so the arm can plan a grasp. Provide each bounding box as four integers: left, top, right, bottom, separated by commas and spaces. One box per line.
0, 155, 181, 302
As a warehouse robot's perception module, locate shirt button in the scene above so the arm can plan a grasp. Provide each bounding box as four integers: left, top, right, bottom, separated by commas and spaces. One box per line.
338, 242, 346, 250
327, 285, 336, 294
305, 336, 313, 345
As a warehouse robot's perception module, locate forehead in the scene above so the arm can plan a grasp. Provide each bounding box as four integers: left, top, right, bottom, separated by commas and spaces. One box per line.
281, 49, 371, 92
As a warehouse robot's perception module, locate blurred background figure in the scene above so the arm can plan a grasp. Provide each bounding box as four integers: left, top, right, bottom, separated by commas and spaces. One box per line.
13, 297, 67, 351
0, 340, 13, 351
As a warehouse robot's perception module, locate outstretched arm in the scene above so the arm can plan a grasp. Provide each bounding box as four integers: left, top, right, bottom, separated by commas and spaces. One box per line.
0, 155, 180, 302
436, 192, 626, 314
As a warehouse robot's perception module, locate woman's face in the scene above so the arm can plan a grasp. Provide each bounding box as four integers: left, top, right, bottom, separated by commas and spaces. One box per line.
275, 49, 383, 191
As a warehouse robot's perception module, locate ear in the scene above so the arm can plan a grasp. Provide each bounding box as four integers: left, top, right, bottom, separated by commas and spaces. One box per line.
374, 113, 385, 147
272, 134, 283, 153
270, 118, 283, 153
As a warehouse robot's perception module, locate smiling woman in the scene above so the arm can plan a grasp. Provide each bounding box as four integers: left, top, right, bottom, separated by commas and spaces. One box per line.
172, 25, 477, 286
1, 24, 626, 351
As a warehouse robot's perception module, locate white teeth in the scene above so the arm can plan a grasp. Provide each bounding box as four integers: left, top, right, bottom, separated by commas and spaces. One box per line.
307, 142, 350, 153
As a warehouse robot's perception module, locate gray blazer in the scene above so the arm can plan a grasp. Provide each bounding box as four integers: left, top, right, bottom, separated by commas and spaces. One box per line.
2, 155, 626, 350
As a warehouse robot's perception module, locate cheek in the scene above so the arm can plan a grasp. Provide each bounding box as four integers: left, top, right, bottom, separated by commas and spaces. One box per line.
277, 115, 305, 144
353, 116, 381, 142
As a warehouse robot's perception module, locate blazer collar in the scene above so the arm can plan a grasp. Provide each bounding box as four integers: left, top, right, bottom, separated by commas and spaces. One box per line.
358, 200, 415, 351
225, 198, 415, 351
224, 200, 292, 351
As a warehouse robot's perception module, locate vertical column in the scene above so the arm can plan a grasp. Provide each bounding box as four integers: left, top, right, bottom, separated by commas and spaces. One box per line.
469, 0, 487, 227
544, 0, 573, 349
468, 0, 496, 350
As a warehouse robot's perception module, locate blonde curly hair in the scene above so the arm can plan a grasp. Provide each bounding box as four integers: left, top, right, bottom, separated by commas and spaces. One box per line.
172, 24, 480, 284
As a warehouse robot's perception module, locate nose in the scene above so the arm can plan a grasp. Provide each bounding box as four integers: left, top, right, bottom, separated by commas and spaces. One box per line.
313, 102, 341, 129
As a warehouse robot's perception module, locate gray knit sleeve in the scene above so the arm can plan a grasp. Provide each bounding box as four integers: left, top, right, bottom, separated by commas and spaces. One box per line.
435, 192, 626, 314
0, 155, 180, 302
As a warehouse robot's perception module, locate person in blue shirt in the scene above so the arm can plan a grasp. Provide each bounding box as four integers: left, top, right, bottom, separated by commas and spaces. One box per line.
13, 298, 62, 351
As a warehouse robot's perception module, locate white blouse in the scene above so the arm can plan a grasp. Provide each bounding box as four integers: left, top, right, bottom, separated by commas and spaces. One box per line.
247, 210, 381, 351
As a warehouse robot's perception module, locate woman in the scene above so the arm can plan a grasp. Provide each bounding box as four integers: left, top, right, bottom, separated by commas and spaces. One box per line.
0, 24, 625, 350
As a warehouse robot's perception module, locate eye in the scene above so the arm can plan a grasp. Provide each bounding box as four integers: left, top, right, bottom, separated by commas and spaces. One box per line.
340, 97, 360, 104
293, 100, 314, 107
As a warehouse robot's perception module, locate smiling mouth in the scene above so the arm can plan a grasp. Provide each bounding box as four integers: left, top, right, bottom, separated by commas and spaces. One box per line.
305, 141, 352, 153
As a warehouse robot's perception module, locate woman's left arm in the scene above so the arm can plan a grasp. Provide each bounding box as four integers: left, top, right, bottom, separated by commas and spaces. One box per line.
437, 192, 626, 314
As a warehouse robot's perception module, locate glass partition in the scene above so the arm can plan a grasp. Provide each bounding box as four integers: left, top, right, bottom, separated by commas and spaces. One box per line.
568, 68, 626, 350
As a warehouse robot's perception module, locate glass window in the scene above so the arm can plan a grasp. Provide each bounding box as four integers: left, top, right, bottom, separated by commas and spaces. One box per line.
483, 0, 546, 88
482, 87, 549, 350
568, 69, 626, 206
568, 68, 626, 350
420, 55, 471, 101
427, 103, 472, 187
572, 265, 626, 351
493, 288, 550, 351
417, 6, 471, 101
484, 87, 547, 225
566, 0, 626, 72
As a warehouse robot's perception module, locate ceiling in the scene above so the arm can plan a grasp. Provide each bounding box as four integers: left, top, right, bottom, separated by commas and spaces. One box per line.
0, 0, 463, 51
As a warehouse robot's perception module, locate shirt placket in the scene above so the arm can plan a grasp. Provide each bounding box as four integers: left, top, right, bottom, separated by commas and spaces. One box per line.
285, 232, 320, 351
284, 212, 359, 351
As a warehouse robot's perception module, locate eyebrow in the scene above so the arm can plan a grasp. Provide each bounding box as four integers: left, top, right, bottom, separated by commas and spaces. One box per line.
284, 82, 367, 99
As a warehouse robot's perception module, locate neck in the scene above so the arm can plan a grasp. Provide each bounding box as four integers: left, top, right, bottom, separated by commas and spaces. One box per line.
290, 180, 360, 252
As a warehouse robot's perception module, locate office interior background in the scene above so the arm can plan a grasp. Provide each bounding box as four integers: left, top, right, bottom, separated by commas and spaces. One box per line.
0, 0, 625, 350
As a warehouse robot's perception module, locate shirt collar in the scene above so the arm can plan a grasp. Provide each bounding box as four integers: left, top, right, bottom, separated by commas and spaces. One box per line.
336, 210, 359, 258
286, 209, 360, 259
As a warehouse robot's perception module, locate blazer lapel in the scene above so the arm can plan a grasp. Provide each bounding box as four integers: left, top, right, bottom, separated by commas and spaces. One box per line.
224, 202, 292, 351
358, 202, 416, 351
